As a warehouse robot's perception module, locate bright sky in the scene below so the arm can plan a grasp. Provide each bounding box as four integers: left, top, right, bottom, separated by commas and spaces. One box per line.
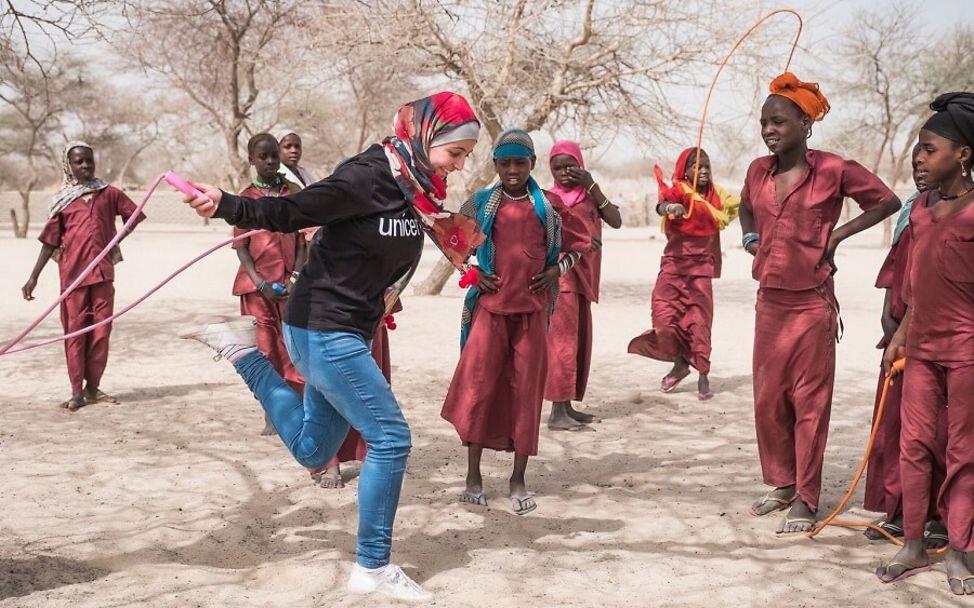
10, 0, 972, 179
586, 0, 973, 171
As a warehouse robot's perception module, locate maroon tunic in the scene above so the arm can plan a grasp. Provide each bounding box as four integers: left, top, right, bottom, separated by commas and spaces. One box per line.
235, 184, 303, 389
627, 192, 722, 376
863, 233, 909, 519
900, 197, 974, 550
38, 186, 145, 394
742, 150, 894, 512
545, 192, 601, 401
441, 193, 559, 455
863, 212, 949, 522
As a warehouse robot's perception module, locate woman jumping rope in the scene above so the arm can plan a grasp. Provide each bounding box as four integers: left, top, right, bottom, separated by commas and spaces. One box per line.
178, 92, 481, 602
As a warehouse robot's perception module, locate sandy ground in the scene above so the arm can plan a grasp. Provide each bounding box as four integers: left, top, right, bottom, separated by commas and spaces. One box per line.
0, 220, 961, 608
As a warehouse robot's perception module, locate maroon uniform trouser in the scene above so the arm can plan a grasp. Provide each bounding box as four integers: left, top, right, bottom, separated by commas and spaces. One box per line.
60, 280, 115, 395
752, 285, 837, 512
900, 358, 974, 550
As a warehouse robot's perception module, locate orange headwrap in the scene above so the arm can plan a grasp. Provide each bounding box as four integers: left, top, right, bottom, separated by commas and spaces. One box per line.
768, 72, 830, 122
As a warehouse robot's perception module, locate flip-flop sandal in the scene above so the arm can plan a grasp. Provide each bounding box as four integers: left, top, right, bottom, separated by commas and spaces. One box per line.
697, 390, 715, 401
948, 575, 974, 595
750, 490, 797, 516
775, 515, 817, 535
923, 520, 949, 550
510, 494, 536, 516
460, 490, 488, 507
85, 389, 118, 404
923, 529, 949, 550
864, 518, 904, 540
547, 423, 595, 432
876, 561, 931, 584
61, 396, 86, 412
660, 370, 691, 393
567, 407, 600, 423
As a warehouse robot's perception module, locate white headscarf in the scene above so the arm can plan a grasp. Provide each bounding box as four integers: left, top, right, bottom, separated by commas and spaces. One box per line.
48, 140, 108, 218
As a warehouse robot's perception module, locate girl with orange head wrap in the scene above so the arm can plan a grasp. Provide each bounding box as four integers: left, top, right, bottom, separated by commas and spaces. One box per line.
739, 73, 901, 535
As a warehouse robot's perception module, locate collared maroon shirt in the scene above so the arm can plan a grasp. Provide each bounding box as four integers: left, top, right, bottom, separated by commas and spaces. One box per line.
904, 197, 974, 364
232, 183, 301, 296
478, 192, 564, 315
38, 185, 145, 291
556, 192, 602, 302
741, 150, 895, 291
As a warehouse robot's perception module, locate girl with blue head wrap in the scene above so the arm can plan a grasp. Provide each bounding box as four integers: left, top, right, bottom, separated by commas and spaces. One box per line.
441, 128, 590, 516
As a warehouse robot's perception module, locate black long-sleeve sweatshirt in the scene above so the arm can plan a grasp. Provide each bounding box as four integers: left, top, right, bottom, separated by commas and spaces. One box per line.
214, 144, 424, 338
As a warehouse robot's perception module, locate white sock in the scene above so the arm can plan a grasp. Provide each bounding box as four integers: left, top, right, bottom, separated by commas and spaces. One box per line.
358, 564, 387, 574
220, 344, 257, 363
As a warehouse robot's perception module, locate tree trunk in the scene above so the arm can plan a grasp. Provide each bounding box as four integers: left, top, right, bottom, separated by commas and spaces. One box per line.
10, 209, 22, 238
412, 257, 456, 296
881, 215, 892, 247
12, 190, 31, 238
411, 157, 499, 296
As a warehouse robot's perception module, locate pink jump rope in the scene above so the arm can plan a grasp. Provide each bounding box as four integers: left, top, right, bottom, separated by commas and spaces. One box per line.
0, 172, 259, 356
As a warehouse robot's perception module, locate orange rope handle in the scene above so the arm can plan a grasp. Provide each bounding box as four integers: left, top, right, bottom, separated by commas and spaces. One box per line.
689, 9, 804, 193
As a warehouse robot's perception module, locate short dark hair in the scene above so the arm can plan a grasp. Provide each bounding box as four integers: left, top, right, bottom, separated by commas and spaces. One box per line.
248, 133, 278, 156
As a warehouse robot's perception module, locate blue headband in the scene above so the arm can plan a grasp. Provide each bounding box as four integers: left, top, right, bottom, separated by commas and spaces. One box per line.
493, 143, 534, 159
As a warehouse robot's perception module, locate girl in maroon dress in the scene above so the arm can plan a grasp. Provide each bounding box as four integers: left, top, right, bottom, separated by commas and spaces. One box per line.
544, 140, 621, 430
442, 129, 586, 515
877, 92, 974, 595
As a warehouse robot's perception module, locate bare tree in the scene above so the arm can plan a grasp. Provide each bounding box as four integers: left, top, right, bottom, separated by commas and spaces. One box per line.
0, 40, 82, 237
1, 0, 112, 71
832, 5, 974, 242
119, 0, 312, 187
272, 56, 422, 176
67, 87, 164, 186
315, 0, 744, 295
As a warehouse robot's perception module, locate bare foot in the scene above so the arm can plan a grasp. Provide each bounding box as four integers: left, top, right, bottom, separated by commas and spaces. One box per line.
945, 549, 974, 595
314, 465, 344, 489
509, 475, 535, 515
461, 457, 488, 506
876, 539, 930, 583
697, 374, 713, 400
259, 413, 276, 436
466, 467, 484, 497
60, 394, 86, 412
776, 499, 817, 534
460, 484, 487, 506
661, 358, 691, 393
750, 485, 796, 516
565, 402, 599, 423
548, 402, 591, 431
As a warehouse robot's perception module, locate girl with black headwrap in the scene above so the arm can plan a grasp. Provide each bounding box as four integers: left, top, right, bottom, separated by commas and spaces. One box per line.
877, 92, 974, 596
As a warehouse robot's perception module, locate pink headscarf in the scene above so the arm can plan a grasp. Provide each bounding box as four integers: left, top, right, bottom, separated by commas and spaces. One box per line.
548, 140, 588, 208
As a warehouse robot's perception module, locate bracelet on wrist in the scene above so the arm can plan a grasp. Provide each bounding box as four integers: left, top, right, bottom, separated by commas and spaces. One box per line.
587, 182, 598, 193
599, 198, 611, 209
257, 279, 267, 291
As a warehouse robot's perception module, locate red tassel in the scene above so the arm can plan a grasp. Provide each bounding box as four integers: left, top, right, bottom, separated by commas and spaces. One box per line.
384, 315, 397, 331
458, 267, 479, 288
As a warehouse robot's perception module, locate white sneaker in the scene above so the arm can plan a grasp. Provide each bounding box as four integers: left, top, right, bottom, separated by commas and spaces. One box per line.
179, 315, 257, 361
347, 563, 433, 603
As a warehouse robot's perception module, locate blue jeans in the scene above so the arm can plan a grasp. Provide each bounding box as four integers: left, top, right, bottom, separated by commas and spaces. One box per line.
233, 325, 412, 568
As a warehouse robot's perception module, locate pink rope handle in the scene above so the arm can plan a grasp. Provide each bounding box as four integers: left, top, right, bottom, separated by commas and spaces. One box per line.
1, 229, 258, 356
0, 172, 244, 356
